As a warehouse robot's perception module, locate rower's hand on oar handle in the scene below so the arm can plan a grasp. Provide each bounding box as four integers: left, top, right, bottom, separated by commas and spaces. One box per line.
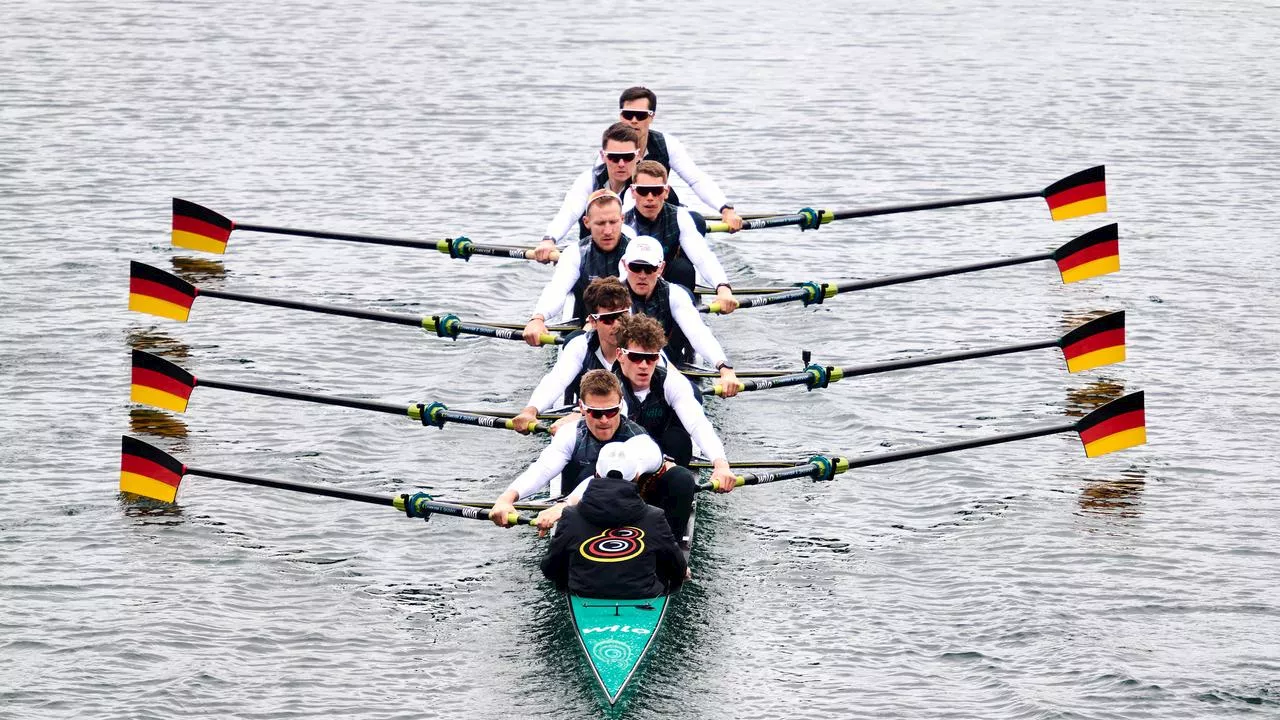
523, 316, 549, 347
714, 285, 739, 314
534, 503, 565, 538
489, 490, 520, 528
709, 460, 737, 493
720, 207, 743, 233
717, 366, 740, 398
512, 406, 541, 434
531, 237, 559, 264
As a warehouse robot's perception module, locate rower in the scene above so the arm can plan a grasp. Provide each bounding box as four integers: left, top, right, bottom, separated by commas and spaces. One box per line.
513, 277, 632, 433
489, 370, 694, 541
540, 443, 687, 599
614, 313, 737, 494
522, 189, 636, 345
532, 122, 641, 262
615, 86, 742, 233
621, 236, 741, 397
627, 159, 739, 314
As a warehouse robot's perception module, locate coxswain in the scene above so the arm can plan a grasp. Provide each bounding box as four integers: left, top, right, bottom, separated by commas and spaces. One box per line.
513, 277, 633, 433
613, 313, 737, 494
627, 159, 738, 313
540, 443, 687, 599
621, 236, 740, 397
614, 86, 742, 232
532, 122, 641, 262
522, 189, 635, 344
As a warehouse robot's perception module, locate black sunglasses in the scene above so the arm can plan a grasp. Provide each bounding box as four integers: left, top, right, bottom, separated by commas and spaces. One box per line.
582, 404, 621, 419
620, 109, 654, 121
632, 184, 666, 197
627, 262, 660, 275
620, 348, 661, 364
604, 150, 638, 164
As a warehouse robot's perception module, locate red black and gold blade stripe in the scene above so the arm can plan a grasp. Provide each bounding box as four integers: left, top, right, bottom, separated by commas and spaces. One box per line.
129, 261, 197, 322
1075, 391, 1146, 458
173, 198, 234, 254
131, 349, 195, 413
1053, 223, 1119, 284
1059, 311, 1125, 373
120, 435, 186, 503
1043, 166, 1107, 221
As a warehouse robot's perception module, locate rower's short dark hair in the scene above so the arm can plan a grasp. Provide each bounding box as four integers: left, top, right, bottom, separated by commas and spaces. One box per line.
601, 122, 640, 149
579, 369, 622, 402
619, 86, 657, 112
584, 276, 630, 314
634, 160, 668, 183
616, 314, 666, 353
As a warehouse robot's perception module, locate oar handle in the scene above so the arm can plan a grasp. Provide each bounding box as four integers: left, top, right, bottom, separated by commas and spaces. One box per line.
412, 402, 552, 434
435, 237, 560, 263
704, 286, 816, 314
395, 494, 536, 526
695, 456, 850, 491
423, 314, 564, 346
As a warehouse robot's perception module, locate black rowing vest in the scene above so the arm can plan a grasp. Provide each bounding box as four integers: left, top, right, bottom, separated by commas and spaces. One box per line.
578, 166, 632, 239
570, 235, 629, 325
629, 278, 694, 365
624, 203, 697, 294
560, 417, 648, 498
616, 367, 703, 466
643, 131, 680, 207
561, 331, 611, 406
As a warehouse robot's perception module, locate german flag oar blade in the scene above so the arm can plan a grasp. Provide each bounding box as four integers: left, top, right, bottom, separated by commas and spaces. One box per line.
173, 198, 234, 254
1043, 166, 1107, 221
119, 436, 186, 503
1059, 311, 1125, 373
129, 261, 197, 321
1053, 223, 1119, 283
131, 349, 195, 413
1075, 391, 1146, 458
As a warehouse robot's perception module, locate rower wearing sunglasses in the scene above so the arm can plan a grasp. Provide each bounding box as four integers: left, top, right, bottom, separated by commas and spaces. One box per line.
512, 278, 634, 434
627, 160, 739, 314
532, 122, 641, 263
621, 236, 741, 398
490, 371, 721, 541
614, 314, 738, 496
614, 86, 742, 233
523, 189, 636, 346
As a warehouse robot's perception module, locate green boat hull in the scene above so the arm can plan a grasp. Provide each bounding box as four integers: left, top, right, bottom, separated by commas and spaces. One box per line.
567, 594, 669, 704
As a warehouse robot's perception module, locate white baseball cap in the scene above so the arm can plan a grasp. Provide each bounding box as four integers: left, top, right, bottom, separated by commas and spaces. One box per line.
595, 442, 638, 481
620, 235, 664, 268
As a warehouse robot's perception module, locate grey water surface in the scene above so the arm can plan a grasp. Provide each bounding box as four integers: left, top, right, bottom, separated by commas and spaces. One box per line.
2, 1, 1278, 718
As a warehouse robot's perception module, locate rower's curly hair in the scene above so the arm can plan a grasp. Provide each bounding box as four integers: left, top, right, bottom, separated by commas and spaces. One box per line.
634, 160, 668, 183
615, 314, 666, 353
579, 369, 622, 403
584, 277, 630, 315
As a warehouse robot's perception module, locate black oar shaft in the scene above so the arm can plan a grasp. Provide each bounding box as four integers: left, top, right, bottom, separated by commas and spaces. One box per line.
845, 422, 1076, 472
834, 251, 1052, 294
195, 378, 410, 417
199, 288, 424, 328
187, 465, 395, 506
830, 191, 1042, 222
235, 222, 439, 251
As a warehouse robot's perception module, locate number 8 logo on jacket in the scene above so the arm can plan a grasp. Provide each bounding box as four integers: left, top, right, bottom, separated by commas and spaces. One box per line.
579, 527, 646, 563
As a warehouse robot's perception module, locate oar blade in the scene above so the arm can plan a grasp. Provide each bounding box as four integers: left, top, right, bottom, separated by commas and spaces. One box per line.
129, 261, 196, 321
131, 349, 195, 413
1053, 223, 1120, 284
1075, 391, 1146, 458
172, 198, 234, 254
1060, 311, 1125, 373
1043, 166, 1107, 221
119, 435, 186, 503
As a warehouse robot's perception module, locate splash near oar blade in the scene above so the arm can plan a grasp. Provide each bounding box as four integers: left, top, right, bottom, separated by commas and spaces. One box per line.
172, 198, 234, 254
129, 261, 197, 321
1053, 223, 1119, 283
1043, 166, 1107, 221
131, 349, 195, 413
1076, 391, 1146, 457
119, 436, 186, 502
1060, 311, 1125, 373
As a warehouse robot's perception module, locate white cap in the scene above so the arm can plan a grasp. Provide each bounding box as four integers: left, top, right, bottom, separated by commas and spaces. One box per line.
595, 442, 638, 481
621, 235, 664, 268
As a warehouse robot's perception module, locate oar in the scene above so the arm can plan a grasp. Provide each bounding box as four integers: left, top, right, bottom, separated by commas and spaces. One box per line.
129, 349, 553, 434
128, 261, 566, 346
119, 435, 535, 526
171, 198, 560, 262
696, 391, 1146, 491
712, 311, 1125, 396
703, 166, 1107, 233
702, 223, 1118, 314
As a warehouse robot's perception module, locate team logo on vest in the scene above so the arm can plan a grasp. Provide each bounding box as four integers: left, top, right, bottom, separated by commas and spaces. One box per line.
579, 526, 646, 563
